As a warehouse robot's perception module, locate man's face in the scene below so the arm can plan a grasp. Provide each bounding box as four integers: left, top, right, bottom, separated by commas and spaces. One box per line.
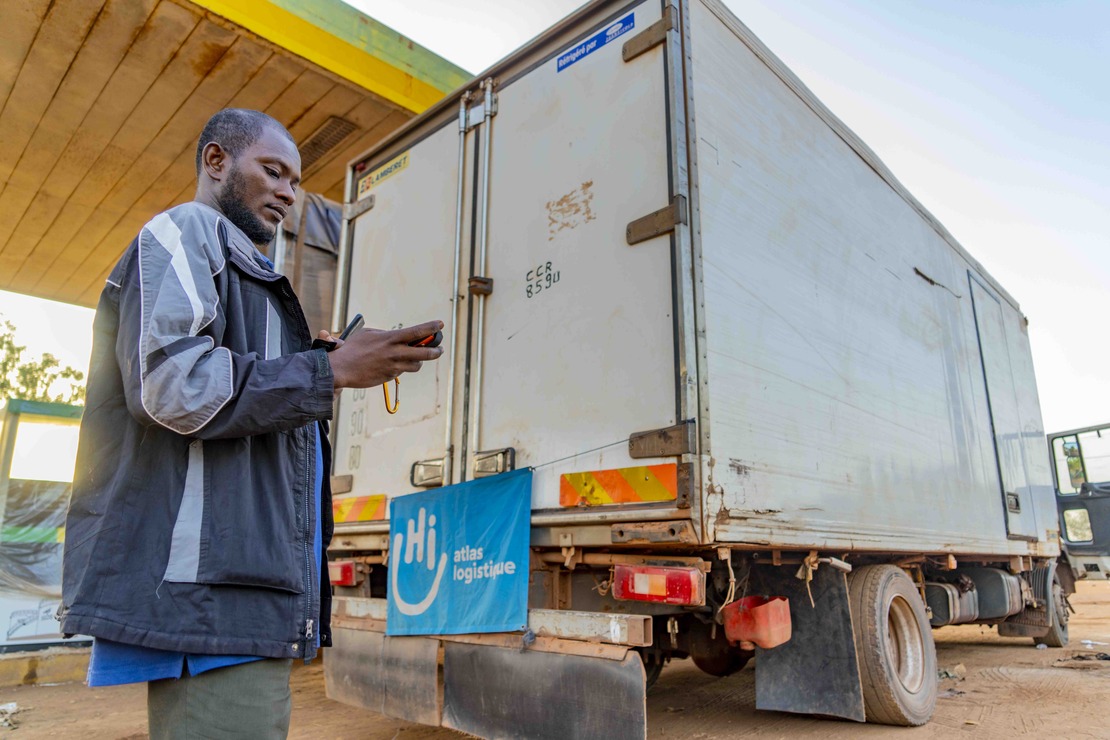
215, 126, 302, 246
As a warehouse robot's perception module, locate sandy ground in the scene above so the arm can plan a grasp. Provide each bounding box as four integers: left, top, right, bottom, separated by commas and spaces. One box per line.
2, 582, 1107, 739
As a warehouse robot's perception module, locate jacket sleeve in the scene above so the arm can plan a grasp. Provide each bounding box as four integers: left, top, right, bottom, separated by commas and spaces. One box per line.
116, 207, 334, 439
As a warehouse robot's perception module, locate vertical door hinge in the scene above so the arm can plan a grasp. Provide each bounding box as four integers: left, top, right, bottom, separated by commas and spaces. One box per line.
626, 195, 687, 245
623, 4, 678, 62
466, 93, 499, 130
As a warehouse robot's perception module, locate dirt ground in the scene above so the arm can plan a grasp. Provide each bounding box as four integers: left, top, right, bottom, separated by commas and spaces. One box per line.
2, 582, 1107, 739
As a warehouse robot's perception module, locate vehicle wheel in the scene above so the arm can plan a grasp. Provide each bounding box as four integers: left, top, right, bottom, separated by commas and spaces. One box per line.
692, 650, 750, 677
686, 619, 751, 677
848, 565, 937, 726
1037, 567, 1069, 648
638, 650, 664, 690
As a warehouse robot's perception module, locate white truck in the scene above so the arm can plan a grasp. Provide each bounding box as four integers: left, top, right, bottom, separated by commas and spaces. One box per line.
321, 1, 1071, 735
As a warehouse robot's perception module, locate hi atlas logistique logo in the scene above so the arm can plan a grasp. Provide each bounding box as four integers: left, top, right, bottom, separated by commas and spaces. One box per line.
389, 506, 518, 616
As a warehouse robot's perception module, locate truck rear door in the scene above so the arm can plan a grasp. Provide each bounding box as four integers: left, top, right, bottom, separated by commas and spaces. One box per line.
331, 0, 693, 525
468, 3, 681, 512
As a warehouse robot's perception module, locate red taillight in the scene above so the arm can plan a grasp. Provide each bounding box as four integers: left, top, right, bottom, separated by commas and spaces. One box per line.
611, 564, 705, 606
328, 560, 360, 587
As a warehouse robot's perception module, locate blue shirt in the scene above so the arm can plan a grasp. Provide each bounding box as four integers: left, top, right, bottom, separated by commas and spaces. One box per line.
88, 425, 325, 687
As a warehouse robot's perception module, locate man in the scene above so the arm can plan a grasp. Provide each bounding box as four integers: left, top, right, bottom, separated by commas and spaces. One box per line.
59, 108, 442, 738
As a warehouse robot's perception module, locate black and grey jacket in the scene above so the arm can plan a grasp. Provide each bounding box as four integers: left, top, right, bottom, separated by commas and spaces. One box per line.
61, 201, 335, 660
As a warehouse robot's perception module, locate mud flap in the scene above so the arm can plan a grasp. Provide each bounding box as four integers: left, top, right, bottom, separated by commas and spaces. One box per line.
751, 565, 866, 722
324, 627, 441, 726
442, 642, 647, 740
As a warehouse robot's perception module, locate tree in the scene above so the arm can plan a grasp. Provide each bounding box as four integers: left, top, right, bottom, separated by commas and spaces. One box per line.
0, 318, 86, 405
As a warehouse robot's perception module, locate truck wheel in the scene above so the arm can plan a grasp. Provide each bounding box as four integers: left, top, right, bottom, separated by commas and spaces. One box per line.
1037, 568, 1069, 648
686, 619, 751, 677
692, 650, 750, 677
637, 649, 665, 690
848, 565, 937, 726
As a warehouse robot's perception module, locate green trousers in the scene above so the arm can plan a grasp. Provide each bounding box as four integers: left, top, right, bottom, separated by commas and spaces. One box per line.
147, 658, 293, 739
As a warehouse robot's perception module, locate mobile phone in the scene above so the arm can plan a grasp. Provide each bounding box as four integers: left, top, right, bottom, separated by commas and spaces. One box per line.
339, 314, 364, 341
409, 330, 443, 348
311, 313, 363, 352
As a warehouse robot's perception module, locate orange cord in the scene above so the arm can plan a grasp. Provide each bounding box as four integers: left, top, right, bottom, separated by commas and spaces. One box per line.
383, 377, 400, 414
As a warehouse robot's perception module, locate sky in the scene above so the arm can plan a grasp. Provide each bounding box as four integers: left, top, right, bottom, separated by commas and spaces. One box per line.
1, 0, 1106, 435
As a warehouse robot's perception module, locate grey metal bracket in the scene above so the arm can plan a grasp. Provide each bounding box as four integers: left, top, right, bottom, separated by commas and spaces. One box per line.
466, 95, 499, 131
343, 194, 375, 220
626, 194, 687, 245
611, 520, 698, 545
677, 462, 693, 509
622, 4, 677, 62
628, 419, 696, 458
468, 276, 494, 295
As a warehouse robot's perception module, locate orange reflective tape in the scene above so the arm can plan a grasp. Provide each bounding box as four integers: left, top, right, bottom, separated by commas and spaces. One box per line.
559, 464, 678, 507
332, 494, 388, 522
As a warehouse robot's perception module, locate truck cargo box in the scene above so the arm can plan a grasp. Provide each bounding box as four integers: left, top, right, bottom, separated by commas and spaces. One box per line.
328, 0, 1058, 560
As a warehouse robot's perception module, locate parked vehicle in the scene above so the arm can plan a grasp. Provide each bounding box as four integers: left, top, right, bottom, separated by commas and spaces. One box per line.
322, 1, 1070, 735
1048, 423, 1110, 581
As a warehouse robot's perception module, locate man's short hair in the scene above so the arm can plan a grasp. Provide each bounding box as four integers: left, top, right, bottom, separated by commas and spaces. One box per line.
195, 109, 295, 174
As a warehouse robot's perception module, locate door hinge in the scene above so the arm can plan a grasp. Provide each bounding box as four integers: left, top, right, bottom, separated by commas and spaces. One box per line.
628, 420, 696, 458
343, 194, 375, 220
626, 195, 687, 245
465, 93, 498, 131
623, 4, 678, 62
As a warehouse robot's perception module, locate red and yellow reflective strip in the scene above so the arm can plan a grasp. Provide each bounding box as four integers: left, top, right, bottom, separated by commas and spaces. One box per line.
560, 464, 677, 507
332, 494, 387, 523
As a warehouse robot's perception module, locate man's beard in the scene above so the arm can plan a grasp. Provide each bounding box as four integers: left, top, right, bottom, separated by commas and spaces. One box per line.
216, 164, 277, 246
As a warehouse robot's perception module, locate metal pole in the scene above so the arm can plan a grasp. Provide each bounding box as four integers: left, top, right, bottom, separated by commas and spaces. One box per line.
330, 167, 356, 334
0, 406, 20, 546
469, 79, 495, 478
442, 91, 471, 486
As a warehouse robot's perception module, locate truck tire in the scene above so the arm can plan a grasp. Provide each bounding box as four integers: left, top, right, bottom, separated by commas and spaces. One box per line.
848, 565, 937, 726
686, 619, 751, 677
692, 650, 750, 677
637, 649, 665, 690
1037, 567, 1070, 648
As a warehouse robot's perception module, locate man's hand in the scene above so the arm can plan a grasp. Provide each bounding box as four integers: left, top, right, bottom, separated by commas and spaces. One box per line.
325, 320, 444, 389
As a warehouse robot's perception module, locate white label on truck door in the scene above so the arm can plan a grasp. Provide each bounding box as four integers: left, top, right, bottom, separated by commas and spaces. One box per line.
357, 151, 410, 199
556, 13, 635, 72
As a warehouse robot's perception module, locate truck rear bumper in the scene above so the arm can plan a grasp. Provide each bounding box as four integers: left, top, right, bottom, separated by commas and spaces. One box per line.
325, 625, 648, 739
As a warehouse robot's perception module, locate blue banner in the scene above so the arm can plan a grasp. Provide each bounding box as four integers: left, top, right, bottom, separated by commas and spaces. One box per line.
386, 468, 532, 635
556, 13, 636, 73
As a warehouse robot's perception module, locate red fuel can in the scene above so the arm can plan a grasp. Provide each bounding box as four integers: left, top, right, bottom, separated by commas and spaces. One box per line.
721, 595, 792, 649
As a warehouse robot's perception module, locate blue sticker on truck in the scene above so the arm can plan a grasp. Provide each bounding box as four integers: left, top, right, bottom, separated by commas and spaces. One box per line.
386, 469, 532, 636
557, 13, 636, 72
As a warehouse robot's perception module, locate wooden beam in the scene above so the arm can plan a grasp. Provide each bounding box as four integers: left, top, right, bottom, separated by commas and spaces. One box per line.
0, 0, 52, 113
0, 0, 104, 186
0, 0, 158, 268
190, 0, 467, 113
9, 2, 202, 292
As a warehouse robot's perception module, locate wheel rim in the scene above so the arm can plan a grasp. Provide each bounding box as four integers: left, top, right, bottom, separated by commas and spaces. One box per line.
1052, 577, 1069, 631
886, 594, 926, 694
